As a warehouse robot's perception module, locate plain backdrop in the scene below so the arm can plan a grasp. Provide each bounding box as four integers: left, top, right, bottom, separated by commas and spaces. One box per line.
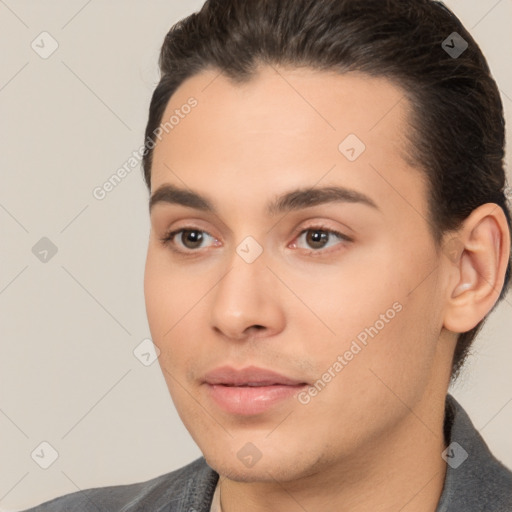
1, 1, 511, 510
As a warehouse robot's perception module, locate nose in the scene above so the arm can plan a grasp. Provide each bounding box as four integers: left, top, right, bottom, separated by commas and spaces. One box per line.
209, 252, 285, 341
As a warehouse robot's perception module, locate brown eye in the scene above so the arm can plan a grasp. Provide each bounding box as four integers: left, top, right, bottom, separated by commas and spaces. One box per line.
180, 229, 205, 249
159, 227, 219, 253
305, 230, 330, 249
292, 226, 352, 254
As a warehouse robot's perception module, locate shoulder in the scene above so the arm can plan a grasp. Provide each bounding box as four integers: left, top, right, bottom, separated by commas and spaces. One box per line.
21, 456, 219, 512
437, 395, 512, 512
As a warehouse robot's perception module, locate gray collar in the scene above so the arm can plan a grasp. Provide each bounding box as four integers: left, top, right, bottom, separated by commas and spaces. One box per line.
436, 394, 512, 511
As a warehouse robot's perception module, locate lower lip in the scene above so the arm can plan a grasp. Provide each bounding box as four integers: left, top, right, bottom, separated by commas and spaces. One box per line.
204, 383, 307, 415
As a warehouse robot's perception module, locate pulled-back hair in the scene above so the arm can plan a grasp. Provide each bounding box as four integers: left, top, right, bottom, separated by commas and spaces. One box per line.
142, 0, 511, 378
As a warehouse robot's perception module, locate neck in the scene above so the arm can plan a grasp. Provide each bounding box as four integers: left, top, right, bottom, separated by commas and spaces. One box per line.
219, 397, 448, 512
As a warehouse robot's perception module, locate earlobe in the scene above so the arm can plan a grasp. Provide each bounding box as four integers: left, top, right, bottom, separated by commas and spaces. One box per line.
443, 203, 510, 333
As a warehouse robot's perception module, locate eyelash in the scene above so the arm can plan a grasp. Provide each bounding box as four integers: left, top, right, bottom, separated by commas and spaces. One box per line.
159, 224, 352, 257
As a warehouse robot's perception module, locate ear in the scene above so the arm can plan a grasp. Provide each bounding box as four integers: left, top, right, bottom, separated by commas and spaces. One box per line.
442, 203, 511, 333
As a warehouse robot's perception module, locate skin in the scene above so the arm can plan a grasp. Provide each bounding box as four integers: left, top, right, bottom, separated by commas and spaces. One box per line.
143, 65, 510, 512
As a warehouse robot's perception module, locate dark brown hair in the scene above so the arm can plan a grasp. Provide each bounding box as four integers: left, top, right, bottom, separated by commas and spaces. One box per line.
142, 0, 511, 379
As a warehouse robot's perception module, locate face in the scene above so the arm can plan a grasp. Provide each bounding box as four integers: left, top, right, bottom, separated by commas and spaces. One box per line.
144, 66, 453, 483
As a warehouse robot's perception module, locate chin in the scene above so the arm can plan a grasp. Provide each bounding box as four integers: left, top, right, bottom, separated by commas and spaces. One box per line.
203, 448, 313, 483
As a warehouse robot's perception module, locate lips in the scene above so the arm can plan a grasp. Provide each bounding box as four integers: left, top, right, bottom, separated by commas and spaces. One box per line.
202, 365, 308, 415
203, 365, 307, 387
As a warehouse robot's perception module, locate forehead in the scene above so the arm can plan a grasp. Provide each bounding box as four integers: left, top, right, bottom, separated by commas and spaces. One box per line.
153, 66, 411, 156
150, 66, 427, 222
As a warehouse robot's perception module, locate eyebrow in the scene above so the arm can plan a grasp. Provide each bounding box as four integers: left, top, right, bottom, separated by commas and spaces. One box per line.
149, 183, 379, 215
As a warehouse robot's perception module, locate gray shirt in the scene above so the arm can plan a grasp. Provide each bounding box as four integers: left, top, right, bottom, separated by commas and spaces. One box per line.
22, 394, 512, 511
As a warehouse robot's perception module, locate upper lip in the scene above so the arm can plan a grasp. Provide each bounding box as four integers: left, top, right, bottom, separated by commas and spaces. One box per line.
203, 365, 307, 386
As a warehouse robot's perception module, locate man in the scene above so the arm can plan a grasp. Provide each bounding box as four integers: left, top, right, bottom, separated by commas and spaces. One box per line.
24, 0, 512, 510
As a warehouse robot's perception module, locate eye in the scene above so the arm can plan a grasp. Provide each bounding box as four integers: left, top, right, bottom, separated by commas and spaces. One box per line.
291, 225, 352, 254
159, 224, 352, 256
159, 228, 220, 253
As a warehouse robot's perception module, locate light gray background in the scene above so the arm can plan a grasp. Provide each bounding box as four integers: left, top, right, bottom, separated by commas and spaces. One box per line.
1, 1, 511, 510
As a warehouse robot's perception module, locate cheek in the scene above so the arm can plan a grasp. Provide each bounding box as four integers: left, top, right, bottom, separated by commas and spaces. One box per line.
350, 300, 440, 420
308, 247, 438, 384
144, 248, 186, 349
143, 248, 210, 373
298, 250, 404, 339
144, 251, 169, 339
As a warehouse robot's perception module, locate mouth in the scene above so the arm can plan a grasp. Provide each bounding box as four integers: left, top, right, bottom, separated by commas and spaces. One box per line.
202, 365, 308, 415
203, 365, 308, 387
